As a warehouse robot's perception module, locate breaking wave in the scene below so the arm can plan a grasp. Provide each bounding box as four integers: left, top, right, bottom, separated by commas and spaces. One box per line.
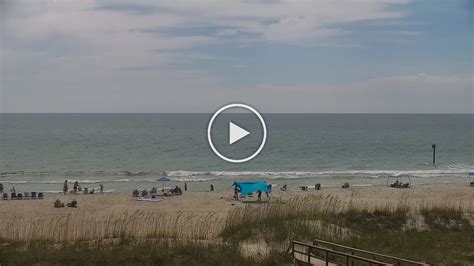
0, 164, 471, 184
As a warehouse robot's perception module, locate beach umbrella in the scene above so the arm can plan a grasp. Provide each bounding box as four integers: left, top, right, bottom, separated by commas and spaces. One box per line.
157, 176, 170, 192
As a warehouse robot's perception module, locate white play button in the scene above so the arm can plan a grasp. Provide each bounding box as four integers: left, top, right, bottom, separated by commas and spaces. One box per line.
207, 103, 267, 163
229, 122, 250, 145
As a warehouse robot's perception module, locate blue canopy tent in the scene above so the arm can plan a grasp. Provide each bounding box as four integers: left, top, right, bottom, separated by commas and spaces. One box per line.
233, 181, 271, 196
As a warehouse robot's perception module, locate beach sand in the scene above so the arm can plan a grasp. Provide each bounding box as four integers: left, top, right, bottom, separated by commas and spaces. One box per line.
0, 184, 472, 243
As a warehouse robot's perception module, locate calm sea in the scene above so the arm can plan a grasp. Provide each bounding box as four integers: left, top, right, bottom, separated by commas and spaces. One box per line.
0, 114, 472, 193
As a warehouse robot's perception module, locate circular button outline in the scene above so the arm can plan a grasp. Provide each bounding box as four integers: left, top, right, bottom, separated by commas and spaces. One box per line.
207, 103, 267, 163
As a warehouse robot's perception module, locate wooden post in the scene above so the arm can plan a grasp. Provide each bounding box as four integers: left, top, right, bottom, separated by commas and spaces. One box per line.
432, 144, 436, 164
307, 246, 311, 265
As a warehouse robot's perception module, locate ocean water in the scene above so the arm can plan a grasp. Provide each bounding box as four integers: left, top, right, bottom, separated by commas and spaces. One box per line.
0, 114, 472, 193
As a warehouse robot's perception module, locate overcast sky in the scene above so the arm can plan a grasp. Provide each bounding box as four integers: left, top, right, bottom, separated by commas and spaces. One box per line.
0, 0, 472, 113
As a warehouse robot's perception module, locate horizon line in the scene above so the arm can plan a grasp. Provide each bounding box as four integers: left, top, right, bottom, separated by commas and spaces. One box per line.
1, 112, 473, 115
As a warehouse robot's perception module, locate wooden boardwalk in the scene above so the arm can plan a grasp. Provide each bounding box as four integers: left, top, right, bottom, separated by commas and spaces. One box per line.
290, 240, 428, 266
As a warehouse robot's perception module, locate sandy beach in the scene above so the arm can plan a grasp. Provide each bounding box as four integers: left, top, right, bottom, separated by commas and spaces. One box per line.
0, 184, 472, 243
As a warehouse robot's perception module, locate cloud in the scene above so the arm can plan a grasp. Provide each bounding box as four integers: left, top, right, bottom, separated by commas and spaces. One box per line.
3, 1, 470, 113
94, 0, 410, 42
3, 0, 411, 48
1, 0, 413, 77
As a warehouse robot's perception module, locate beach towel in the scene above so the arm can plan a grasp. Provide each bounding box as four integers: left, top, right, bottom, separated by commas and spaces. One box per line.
135, 197, 162, 202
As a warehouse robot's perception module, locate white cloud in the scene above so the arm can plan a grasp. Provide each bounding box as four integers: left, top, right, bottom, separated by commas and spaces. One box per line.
4, 0, 469, 113
3, 0, 411, 47
1, 0, 412, 77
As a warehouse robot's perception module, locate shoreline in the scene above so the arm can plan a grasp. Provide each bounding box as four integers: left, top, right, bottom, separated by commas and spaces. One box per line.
1, 175, 472, 196
1, 184, 472, 231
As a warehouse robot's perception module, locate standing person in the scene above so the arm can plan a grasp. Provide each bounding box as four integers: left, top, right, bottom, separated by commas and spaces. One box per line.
184, 182, 187, 192
257, 190, 262, 201
63, 180, 68, 195
0, 183, 3, 194
100, 184, 104, 193
210, 184, 214, 191
73, 181, 79, 194
233, 186, 239, 200
10, 187, 16, 193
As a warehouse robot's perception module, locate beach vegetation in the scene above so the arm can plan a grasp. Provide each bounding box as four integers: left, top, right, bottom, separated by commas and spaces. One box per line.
221, 195, 474, 265
0, 194, 472, 265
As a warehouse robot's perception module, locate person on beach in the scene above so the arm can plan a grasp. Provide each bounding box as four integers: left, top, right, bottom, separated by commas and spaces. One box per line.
315, 183, 321, 190
0, 183, 3, 193
63, 180, 68, 195
257, 190, 262, 201
10, 187, 16, 193
54, 198, 64, 208
73, 181, 79, 194
265, 184, 271, 198
233, 186, 240, 200
67, 199, 78, 208
100, 184, 104, 193
132, 189, 139, 197
210, 184, 214, 191
184, 182, 187, 192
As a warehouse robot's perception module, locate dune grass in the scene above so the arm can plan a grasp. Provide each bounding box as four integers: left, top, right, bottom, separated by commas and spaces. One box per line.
0, 240, 291, 265
0, 210, 223, 243
1, 194, 472, 265
221, 195, 474, 265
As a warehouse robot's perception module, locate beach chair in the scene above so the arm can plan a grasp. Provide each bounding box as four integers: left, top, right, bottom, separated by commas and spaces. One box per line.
11, 192, 17, 200
24, 192, 31, 199
2, 193, 8, 200
17, 193, 23, 200
31, 192, 37, 199
132, 189, 139, 197
38, 192, 44, 199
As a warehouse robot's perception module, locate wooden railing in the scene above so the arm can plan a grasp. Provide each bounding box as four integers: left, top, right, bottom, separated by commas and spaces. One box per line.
291, 240, 392, 266
311, 239, 428, 266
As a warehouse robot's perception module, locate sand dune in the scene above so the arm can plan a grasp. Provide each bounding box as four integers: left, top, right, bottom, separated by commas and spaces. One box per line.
0, 184, 472, 243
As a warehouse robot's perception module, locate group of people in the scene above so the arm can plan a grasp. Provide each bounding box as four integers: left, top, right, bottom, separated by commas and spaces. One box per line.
299, 183, 322, 191
0, 183, 18, 194
62, 180, 104, 195
54, 198, 77, 208
390, 180, 410, 188
133, 185, 183, 198
233, 183, 272, 201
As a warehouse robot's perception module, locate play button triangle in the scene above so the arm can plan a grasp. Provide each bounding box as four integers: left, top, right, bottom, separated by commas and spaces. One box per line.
229, 122, 250, 145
